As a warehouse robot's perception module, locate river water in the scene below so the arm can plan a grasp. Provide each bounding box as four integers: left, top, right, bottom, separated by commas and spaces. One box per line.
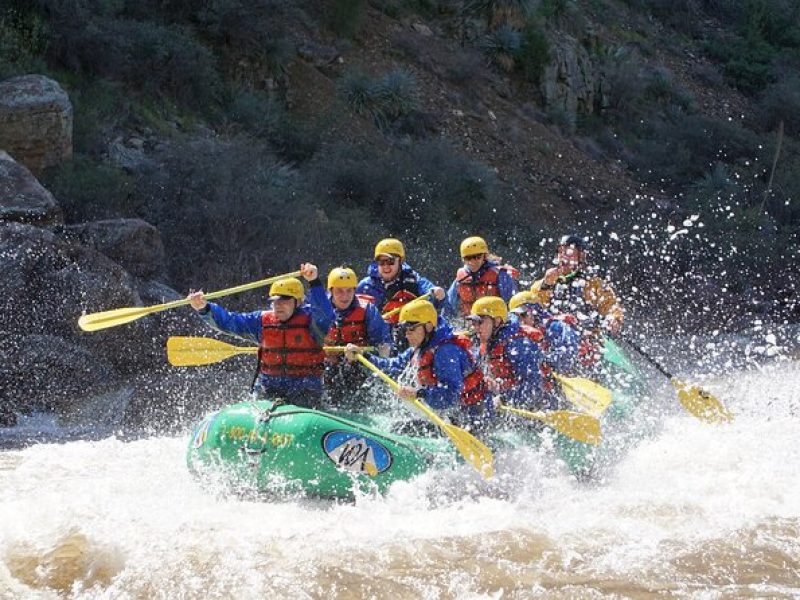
1, 351, 799, 598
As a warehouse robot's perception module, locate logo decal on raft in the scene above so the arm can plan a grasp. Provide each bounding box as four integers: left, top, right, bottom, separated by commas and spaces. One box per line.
322, 431, 393, 477
192, 413, 217, 448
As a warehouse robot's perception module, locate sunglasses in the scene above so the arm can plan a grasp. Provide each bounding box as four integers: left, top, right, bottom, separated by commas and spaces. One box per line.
377, 257, 398, 266
463, 253, 484, 261
399, 322, 424, 333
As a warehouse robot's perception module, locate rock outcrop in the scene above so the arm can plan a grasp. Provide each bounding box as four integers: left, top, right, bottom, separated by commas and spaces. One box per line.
0, 75, 73, 175
541, 34, 604, 120
0, 150, 64, 226
66, 218, 166, 281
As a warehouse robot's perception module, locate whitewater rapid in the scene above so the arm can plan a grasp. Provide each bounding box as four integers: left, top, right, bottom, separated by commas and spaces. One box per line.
1, 361, 799, 599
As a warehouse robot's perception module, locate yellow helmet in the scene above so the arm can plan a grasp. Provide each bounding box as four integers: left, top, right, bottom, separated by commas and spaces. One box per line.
268, 277, 304, 301
374, 238, 405, 260
460, 236, 489, 258
509, 291, 537, 313
469, 296, 508, 321
398, 300, 438, 327
327, 267, 358, 289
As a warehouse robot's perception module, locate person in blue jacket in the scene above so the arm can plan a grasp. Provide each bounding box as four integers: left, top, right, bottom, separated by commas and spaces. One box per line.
324, 267, 392, 404
508, 291, 580, 374
346, 300, 490, 431
187, 263, 334, 407
356, 237, 445, 320
468, 296, 549, 410
444, 236, 516, 323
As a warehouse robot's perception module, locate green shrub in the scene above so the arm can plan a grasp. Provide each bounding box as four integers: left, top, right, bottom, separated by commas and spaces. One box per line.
515, 20, 550, 84
326, 0, 366, 39
36, 11, 221, 111
480, 24, 522, 70
226, 88, 281, 136
538, 0, 569, 19
339, 69, 420, 128
0, 5, 48, 78
42, 157, 134, 222
760, 75, 800, 136
375, 69, 420, 120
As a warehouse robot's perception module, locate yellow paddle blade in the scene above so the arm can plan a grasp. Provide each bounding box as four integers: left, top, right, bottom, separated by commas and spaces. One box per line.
499, 405, 601, 445
355, 354, 493, 479
167, 336, 257, 366
412, 397, 494, 479
78, 270, 302, 332
673, 379, 733, 424
79, 303, 178, 332
552, 373, 613, 417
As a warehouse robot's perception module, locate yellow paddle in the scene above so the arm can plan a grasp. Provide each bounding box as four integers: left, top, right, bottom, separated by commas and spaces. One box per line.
552, 373, 613, 417
497, 404, 602, 445
78, 271, 302, 332
619, 336, 732, 424
381, 292, 432, 320
355, 353, 493, 479
166, 336, 373, 367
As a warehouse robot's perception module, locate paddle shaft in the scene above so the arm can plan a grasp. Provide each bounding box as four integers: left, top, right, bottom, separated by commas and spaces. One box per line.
617, 336, 674, 379
356, 353, 401, 391
79, 270, 303, 331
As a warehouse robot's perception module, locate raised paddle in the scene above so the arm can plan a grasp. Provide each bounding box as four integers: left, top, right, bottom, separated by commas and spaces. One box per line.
166, 336, 373, 367
78, 271, 303, 332
497, 404, 602, 445
552, 373, 613, 417
381, 292, 432, 320
354, 353, 494, 479
619, 336, 733, 424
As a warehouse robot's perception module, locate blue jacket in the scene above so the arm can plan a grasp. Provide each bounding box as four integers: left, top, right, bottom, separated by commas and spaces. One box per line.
198, 280, 334, 393
444, 260, 516, 319
329, 294, 392, 346
367, 319, 475, 410
356, 262, 443, 312
484, 319, 544, 405
542, 318, 580, 372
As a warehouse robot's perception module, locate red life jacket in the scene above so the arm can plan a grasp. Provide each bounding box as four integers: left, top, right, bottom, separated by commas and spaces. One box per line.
578, 335, 602, 366
259, 311, 326, 378
456, 266, 501, 316
325, 299, 370, 365
483, 326, 535, 391
382, 289, 419, 324
416, 335, 486, 406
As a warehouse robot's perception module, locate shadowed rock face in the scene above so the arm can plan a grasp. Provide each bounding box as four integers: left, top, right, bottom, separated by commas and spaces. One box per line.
65, 219, 167, 281
0, 75, 73, 175
0, 151, 64, 227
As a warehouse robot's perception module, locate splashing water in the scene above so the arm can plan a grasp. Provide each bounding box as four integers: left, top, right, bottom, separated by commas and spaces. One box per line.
1, 354, 799, 598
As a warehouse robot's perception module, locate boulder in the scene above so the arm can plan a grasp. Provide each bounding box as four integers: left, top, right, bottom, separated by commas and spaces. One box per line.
0, 334, 120, 413
0, 222, 140, 342
0, 150, 64, 226
65, 218, 166, 281
0, 75, 73, 175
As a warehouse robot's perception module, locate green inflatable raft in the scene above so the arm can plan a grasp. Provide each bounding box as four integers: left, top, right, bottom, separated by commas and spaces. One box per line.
186, 339, 648, 498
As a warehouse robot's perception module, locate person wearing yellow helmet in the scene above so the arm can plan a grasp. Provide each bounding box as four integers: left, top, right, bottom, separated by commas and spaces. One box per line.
356, 238, 446, 326
346, 299, 491, 431
445, 235, 517, 321
531, 234, 624, 337
324, 267, 392, 404
508, 291, 581, 376
187, 263, 335, 406
467, 296, 547, 408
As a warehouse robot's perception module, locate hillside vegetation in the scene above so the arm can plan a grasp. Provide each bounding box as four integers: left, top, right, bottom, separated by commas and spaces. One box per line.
2, 0, 799, 333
